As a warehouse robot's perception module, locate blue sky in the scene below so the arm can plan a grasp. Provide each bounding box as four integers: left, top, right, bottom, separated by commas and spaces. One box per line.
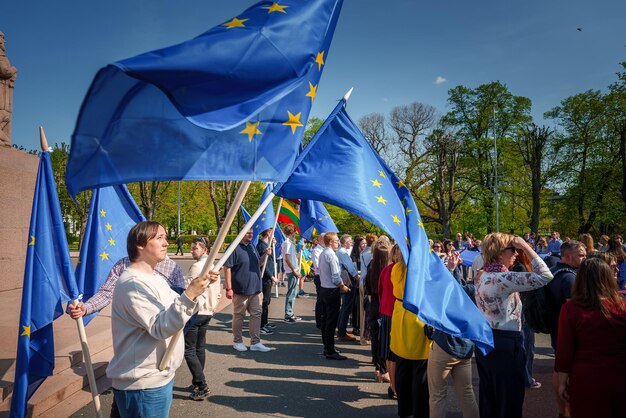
2, 0, 625, 151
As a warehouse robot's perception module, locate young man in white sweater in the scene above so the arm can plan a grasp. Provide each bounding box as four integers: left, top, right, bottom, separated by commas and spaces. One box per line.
106, 221, 217, 418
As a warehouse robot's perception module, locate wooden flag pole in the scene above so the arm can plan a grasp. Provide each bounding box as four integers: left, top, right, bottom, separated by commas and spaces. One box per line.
159, 181, 251, 371
273, 250, 279, 298
40, 127, 103, 418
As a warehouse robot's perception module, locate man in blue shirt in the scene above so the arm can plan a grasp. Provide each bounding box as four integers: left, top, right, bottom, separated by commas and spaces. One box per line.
224, 229, 273, 353
336, 234, 359, 342
319, 232, 350, 360
547, 231, 563, 256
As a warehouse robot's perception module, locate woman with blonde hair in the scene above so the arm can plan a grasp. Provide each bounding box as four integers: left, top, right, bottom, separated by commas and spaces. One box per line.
389, 245, 431, 417
555, 258, 626, 418
474, 233, 553, 418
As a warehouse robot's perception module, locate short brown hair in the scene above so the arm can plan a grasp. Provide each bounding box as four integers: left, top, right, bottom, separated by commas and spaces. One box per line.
283, 224, 296, 236
365, 233, 378, 246
192, 236, 209, 249
324, 232, 338, 246
127, 221, 163, 262
481, 232, 515, 265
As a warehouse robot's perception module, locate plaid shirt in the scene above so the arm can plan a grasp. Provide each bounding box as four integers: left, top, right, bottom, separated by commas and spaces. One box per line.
84, 256, 184, 315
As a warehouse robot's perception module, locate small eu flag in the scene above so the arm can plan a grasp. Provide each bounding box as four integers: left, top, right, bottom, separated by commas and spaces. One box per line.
74, 185, 145, 325
300, 200, 338, 240
10, 152, 79, 417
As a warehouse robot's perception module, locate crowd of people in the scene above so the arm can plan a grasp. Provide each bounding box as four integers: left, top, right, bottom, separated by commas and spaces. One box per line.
66, 223, 626, 418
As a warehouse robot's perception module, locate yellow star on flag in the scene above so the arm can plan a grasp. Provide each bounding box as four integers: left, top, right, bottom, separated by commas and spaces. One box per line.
263, 211, 267, 215
28, 235, 35, 246
240, 121, 262, 142
100, 251, 109, 261
224, 17, 248, 29
378, 170, 387, 179
376, 195, 387, 205
100, 209, 106, 217
306, 82, 317, 103
283, 111, 303, 134
108, 238, 115, 246
315, 51, 325, 71
255, 225, 259, 229
418, 220, 425, 230
391, 215, 401, 225
370, 179, 382, 188
264, 2, 288, 13
105, 223, 112, 231
405, 207, 413, 216
261, 217, 265, 221
21, 325, 30, 338
318, 217, 323, 221
397, 180, 406, 189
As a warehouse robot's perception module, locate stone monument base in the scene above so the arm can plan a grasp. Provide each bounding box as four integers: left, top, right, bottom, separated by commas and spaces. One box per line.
0, 147, 38, 291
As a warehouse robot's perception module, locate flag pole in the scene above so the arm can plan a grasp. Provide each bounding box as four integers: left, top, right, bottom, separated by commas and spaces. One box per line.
40, 127, 103, 418
260, 196, 282, 278
273, 250, 279, 298
160, 180, 251, 371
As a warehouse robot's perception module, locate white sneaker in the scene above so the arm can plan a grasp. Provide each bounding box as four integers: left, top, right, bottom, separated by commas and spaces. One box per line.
233, 342, 248, 352
250, 343, 272, 352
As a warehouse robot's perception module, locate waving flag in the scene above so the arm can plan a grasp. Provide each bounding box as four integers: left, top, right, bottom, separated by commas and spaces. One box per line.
11, 152, 80, 417
66, 0, 344, 196
75, 185, 145, 325
300, 200, 338, 240
278, 199, 300, 232
273, 100, 494, 353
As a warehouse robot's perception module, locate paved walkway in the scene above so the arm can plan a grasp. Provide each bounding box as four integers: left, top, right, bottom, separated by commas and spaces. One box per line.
71, 279, 558, 417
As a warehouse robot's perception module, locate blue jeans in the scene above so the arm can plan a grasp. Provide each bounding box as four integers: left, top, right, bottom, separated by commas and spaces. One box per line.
337, 282, 356, 336
284, 272, 298, 318
113, 379, 173, 418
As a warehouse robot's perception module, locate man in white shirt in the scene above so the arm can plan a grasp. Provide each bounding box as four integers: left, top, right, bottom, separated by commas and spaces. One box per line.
282, 224, 303, 323
311, 233, 326, 328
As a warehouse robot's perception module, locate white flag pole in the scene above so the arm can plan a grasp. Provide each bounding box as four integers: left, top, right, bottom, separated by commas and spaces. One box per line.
159, 180, 251, 371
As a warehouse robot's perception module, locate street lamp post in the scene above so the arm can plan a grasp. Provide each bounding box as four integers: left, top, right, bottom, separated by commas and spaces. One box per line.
177, 181, 181, 236
493, 104, 499, 232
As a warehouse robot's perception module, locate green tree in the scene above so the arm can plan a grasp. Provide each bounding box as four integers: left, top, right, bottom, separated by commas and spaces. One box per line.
443, 81, 532, 232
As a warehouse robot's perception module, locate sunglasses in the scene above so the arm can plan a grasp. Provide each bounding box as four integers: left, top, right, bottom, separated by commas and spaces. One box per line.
504, 246, 516, 252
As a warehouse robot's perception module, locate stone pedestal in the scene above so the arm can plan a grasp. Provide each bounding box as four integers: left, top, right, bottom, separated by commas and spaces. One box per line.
0, 147, 38, 291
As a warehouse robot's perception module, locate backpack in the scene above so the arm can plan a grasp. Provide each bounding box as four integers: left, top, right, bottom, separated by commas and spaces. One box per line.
522, 268, 575, 334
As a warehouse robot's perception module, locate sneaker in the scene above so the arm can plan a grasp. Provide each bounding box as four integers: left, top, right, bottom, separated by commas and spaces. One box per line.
260, 327, 274, 335
298, 290, 307, 296
189, 386, 210, 401
292, 316, 303, 321
265, 323, 277, 329
233, 342, 248, 352
250, 343, 272, 352
296, 293, 309, 298
528, 380, 542, 389
284, 317, 297, 323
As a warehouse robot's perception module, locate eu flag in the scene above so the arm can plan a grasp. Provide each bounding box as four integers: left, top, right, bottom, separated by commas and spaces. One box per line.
10, 152, 80, 417
66, 0, 344, 197
273, 100, 494, 353
241, 203, 286, 254
74, 185, 145, 325
300, 200, 338, 240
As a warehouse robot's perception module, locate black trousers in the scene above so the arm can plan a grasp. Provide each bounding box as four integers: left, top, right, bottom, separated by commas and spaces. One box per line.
261, 279, 272, 327
319, 286, 340, 354
184, 314, 212, 388
475, 329, 526, 418
395, 356, 429, 417
314, 275, 323, 328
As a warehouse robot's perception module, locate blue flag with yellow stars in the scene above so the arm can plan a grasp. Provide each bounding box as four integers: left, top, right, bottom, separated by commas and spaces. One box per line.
66, 0, 344, 197
240, 203, 286, 255
273, 100, 494, 354
75, 185, 145, 326
300, 200, 338, 240
10, 152, 80, 417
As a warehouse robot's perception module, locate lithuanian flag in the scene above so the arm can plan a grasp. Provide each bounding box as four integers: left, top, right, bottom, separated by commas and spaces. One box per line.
278, 200, 300, 232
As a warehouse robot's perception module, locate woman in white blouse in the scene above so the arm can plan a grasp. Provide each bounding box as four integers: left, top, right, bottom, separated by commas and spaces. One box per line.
473, 233, 553, 418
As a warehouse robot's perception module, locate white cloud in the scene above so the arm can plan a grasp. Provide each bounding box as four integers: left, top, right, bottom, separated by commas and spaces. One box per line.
434, 76, 448, 85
